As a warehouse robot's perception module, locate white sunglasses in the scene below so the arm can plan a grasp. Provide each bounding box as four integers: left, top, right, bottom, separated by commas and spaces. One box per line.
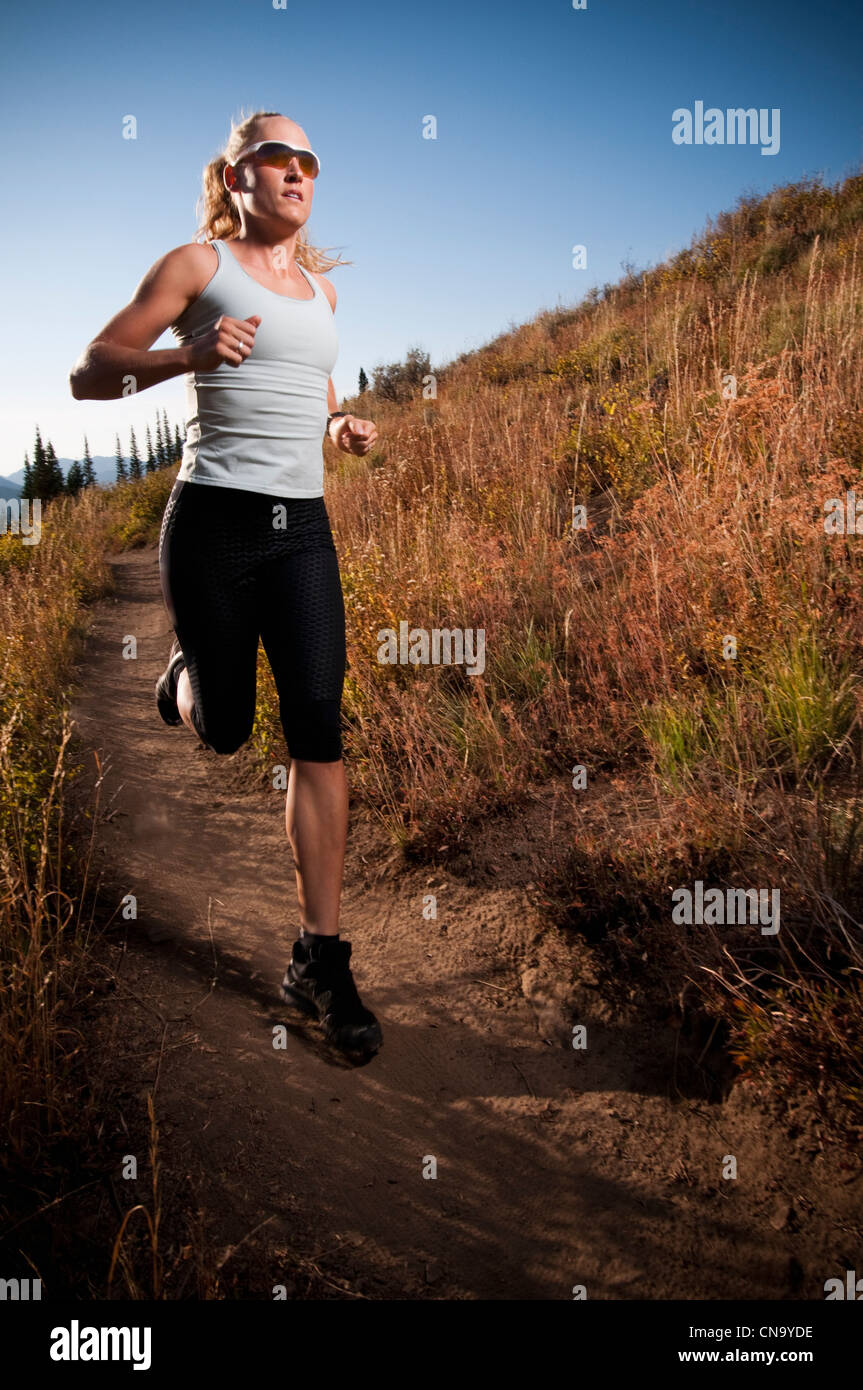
231, 140, 321, 179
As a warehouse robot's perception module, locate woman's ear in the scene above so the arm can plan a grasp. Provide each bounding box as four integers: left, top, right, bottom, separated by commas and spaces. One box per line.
222, 163, 235, 192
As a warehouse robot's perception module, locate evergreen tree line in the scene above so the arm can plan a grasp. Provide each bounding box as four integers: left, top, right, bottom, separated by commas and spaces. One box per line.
19, 410, 185, 501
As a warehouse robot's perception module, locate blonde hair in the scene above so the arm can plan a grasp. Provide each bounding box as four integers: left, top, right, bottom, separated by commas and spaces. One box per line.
194, 107, 352, 272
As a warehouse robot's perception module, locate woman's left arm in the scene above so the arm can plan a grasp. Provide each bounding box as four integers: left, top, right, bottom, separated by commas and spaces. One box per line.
318, 274, 378, 455
326, 377, 378, 456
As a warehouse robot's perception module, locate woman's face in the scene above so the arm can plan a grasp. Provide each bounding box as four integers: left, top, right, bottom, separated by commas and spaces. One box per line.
227, 120, 315, 229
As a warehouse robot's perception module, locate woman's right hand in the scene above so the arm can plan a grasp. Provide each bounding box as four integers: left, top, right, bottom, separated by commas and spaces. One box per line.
187, 314, 262, 370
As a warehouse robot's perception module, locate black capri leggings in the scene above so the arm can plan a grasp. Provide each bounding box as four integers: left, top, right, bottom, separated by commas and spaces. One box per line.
158, 478, 346, 761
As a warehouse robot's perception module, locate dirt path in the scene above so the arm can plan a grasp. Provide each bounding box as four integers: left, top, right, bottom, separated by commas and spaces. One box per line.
66, 546, 861, 1300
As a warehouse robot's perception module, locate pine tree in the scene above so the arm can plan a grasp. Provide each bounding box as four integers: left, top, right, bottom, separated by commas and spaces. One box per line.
45, 442, 65, 497
66, 460, 84, 495
161, 409, 173, 465
173, 423, 183, 462
21, 451, 32, 500
81, 435, 97, 487
154, 414, 166, 468
30, 426, 48, 497
145, 424, 156, 474
128, 425, 142, 480
358, 366, 368, 394
115, 434, 128, 482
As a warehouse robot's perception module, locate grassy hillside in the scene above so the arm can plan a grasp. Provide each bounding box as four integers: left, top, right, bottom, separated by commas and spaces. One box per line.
311, 172, 863, 843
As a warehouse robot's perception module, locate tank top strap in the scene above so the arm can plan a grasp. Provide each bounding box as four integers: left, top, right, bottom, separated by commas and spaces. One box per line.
296, 261, 319, 297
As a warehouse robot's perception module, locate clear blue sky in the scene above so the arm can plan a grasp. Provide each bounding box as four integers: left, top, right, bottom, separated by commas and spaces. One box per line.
1, 0, 861, 478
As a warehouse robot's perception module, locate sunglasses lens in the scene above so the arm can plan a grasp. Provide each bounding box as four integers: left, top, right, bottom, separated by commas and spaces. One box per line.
252, 143, 318, 178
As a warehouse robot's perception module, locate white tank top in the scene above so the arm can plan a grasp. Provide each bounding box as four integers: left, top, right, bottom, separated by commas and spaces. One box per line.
170, 239, 339, 498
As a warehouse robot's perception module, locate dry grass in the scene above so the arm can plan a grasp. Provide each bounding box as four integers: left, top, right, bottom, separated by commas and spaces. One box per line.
0, 486, 114, 1183
274, 198, 862, 872
101, 467, 178, 551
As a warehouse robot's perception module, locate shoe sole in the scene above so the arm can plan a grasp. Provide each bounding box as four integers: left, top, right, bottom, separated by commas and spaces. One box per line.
155, 649, 185, 726
280, 975, 383, 1056
155, 683, 183, 726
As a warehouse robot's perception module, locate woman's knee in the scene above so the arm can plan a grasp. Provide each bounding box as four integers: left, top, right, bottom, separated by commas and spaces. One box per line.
191, 702, 252, 755
205, 729, 250, 756
176, 658, 255, 754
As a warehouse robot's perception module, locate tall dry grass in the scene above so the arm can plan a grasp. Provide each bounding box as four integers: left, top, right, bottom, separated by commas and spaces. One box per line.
0, 486, 114, 1184
305, 210, 863, 844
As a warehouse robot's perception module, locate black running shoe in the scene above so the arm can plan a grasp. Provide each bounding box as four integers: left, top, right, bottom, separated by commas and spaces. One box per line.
155, 637, 185, 726
280, 937, 383, 1057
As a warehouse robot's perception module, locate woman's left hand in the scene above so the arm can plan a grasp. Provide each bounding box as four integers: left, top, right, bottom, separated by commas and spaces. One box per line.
330, 415, 378, 455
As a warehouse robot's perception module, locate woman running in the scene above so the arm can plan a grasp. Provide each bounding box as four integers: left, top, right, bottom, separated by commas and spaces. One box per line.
69, 109, 382, 1059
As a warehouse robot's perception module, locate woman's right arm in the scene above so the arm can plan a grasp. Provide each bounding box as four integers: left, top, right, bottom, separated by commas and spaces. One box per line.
69, 244, 260, 400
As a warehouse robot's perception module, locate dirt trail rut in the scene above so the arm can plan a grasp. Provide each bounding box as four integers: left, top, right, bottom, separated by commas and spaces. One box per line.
67, 546, 861, 1300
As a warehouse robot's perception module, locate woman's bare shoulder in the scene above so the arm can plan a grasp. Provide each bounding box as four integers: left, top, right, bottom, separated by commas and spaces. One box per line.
307, 269, 337, 312
161, 241, 220, 297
